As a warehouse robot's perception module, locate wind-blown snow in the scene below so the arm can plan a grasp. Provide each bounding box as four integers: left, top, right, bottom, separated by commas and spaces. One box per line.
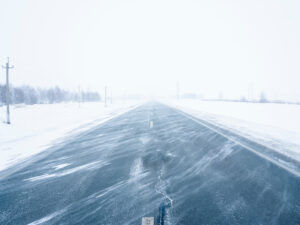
0, 100, 140, 172
25, 160, 107, 182
165, 99, 300, 161
53, 163, 70, 170
27, 208, 67, 225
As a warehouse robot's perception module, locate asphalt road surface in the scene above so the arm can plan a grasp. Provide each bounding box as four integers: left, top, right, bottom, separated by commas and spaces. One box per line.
0, 102, 299, 225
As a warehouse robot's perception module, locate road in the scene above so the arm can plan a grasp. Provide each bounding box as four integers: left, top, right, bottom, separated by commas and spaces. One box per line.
0, 102, 299, 225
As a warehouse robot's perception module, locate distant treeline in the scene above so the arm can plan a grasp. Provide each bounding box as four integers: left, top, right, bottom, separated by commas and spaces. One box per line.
0, 85, 101, 105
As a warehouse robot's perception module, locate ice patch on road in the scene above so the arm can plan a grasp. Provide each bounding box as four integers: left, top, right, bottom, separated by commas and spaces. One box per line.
155, 167, 173, 225
155, 168, 173, 207
25, 161, 107, 182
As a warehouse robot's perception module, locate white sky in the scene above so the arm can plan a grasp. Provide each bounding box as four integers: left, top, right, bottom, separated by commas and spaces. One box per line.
0, 0, 300, 100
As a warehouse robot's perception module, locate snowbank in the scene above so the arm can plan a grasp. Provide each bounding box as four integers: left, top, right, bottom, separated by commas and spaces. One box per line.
0, 100, 140, 172
164, 99, 300, 161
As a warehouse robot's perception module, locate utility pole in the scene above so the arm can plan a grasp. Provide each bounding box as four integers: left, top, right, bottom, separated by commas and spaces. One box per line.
2, 57, 14, 124
104, 86, 107, 107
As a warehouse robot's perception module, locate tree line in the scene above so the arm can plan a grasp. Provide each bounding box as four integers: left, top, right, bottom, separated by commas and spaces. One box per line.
0, 85, 101, 105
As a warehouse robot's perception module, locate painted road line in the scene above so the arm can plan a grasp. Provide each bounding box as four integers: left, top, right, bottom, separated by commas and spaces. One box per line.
142, 217, 154, 225
170, 105, 300, 178
150, 120, 153, 129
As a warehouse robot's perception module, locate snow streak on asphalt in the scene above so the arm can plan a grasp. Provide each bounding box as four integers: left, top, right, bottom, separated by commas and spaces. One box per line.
0, 102, 299, 225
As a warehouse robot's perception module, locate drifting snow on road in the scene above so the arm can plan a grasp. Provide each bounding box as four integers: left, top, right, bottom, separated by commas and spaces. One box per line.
166, 99, 300, 162
0, 101, 140, 172
0, 102, 299, 225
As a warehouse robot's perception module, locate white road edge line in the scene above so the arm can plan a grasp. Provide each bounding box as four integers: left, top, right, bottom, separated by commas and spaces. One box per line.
169, 105, 300, 178
149, 120, 153, 129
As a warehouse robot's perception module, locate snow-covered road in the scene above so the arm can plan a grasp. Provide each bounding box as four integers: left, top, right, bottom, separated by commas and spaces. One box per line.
0, 102, 299, 225
165, 99, 300, 162
0, 101, 140, 171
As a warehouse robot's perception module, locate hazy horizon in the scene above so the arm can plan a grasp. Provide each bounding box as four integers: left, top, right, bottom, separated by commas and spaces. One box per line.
1, 0, 300, 101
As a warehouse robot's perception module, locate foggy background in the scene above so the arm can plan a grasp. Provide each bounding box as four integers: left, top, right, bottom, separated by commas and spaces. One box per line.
0, 0, 300, 101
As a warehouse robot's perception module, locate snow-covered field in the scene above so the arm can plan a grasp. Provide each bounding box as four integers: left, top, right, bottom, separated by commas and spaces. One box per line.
0, 100, 141, 172
165, 99, 300, 162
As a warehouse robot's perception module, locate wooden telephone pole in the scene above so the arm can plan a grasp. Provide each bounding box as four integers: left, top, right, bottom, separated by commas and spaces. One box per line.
2, 57, 14, 124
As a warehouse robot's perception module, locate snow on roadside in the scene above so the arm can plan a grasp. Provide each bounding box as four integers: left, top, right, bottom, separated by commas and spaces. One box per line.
0, 100, 141, 172
164, 99, 300, 162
